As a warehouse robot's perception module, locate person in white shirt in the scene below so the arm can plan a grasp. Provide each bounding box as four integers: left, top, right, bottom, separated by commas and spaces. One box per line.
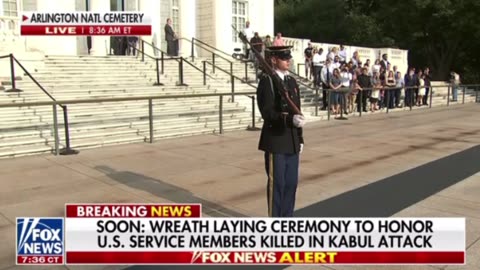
321, 59, 334, 86
327, 47, 337, 62
242, 21, 254, 59
340, 67, 352, 114
450, 71, 461, 101
338, 45, 347, 64
351, 51, 360, 68
416, 70, 425, 106
372, 59, 381, 74
312, 48, 325, 87
332, 55, 341, 70
395, 71, 404, 108
320, 59, 334, 110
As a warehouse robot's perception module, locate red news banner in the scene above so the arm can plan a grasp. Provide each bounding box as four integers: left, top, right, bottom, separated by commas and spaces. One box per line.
20, 12, 152, 36
21, 25, 151, 36
64, 204, 466, 265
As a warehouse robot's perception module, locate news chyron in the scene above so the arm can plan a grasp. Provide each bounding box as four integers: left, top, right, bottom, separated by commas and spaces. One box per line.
20, 11, 152, 36
16, 218, 64, 265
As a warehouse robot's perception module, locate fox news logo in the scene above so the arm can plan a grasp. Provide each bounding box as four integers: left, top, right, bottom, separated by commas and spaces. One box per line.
16, 218, 64, 264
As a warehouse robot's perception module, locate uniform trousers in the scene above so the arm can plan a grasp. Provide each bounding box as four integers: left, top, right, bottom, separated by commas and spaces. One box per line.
264, 152, 299, 217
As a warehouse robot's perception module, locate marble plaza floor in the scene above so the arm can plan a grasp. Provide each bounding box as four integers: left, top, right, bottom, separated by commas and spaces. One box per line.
1, 103, 479, 270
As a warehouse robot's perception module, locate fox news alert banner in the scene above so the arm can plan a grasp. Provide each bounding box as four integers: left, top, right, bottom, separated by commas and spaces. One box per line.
20, 12, 152, 36
60, 204, 466, 265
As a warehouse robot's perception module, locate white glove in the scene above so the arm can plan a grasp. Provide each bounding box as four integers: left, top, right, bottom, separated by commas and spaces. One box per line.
293, 114, 306, 128
300, 143, 304, 154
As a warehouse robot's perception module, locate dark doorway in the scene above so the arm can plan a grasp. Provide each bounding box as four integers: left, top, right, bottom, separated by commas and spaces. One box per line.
86, 0, 92, 54
110, 0, 127, 55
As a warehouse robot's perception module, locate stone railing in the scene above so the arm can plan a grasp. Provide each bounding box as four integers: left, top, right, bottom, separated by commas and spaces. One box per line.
0, 16, 20, 39
282, 36, 408, 76
282, 37, 302, 52
0, 16, 27, 55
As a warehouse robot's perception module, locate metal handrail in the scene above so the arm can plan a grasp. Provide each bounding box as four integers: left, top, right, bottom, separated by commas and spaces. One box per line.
0, 91, 262, 152
0, 92, 256, 108
317, 83, 479, 119
0, 53, 57, 101
203, 61, 256, 89
127, 43, 157, 61
1, 83, 476, 157
138, 39, 213, 82
203, 60, 256, 103
287, 70, 317, 91
290, 66, 310, 81
182, 37, 233, 64
12, 56, 57, 101
185, 37, 312, 88
181, 56, 215, 80
190, 37, 234, 60
126, 42, 168, 86
0, 83, 475, 109
1, 54, 79, 156
202, 60, 260, 130
184, 37, 259, 83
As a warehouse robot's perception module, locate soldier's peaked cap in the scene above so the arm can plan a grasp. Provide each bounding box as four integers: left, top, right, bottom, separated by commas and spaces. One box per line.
266, 46, 293, 60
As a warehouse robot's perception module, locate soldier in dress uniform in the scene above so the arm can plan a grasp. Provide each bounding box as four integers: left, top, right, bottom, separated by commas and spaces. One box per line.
257, 46, 306, 217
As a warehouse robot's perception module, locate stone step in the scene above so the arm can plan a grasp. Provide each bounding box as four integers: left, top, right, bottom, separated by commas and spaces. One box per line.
0, 54, 264, 158
0, 100, 251, 123
0, 144, 54, 158
0, 117, 258, 151
18, 70, 211, 79
15, 71, 201, 80
6, 54, 474, 159
0, 110, 248, 131
3, 83, 211, 92
25, 72, 158, 78
43, 58, 141, 63
0, 103, 233, 121
0, 92, 220, 104
0, 92, 250, 106
0, 118, 261, 158
0, 87, 252, 101
0, 115, 257, 149
0, 90, 231, 103
0, 103, 246, 129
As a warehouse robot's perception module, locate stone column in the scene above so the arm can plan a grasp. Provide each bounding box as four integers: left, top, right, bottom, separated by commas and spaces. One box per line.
179, 0, 196, 57
139, 0, 161, 56
89, 0, 110, 56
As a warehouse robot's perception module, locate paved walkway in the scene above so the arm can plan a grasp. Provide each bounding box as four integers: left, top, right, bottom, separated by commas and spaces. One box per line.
1, 103, 479, 270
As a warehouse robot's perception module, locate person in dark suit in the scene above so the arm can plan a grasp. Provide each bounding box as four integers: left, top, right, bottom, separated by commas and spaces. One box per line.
250, 32, 263, 68
127, 36, 138, 56
356, 67, 371, 112
380, 54, 389, 70
404, 68, 416, 107
164, 18, 178, 56
257, 46, 305, 217
423, 67, 431, 105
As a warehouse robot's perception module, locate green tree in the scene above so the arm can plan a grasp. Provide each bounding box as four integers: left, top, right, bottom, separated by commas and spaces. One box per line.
275, 0, 480, 81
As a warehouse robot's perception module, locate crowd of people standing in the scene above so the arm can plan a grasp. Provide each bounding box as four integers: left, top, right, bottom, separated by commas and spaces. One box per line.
303, 43, 440, 115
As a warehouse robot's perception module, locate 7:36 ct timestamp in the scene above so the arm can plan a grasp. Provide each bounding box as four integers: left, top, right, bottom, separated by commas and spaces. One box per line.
18, 255, 63, 264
